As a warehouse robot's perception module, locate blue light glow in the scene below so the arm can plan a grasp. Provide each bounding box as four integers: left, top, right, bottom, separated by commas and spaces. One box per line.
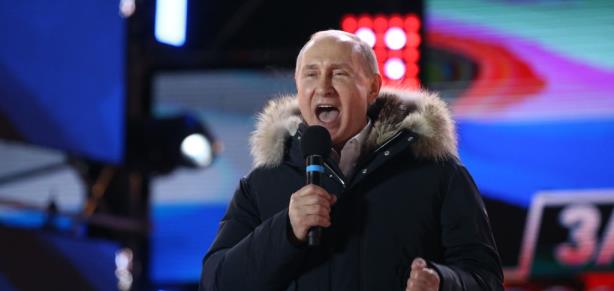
155, 0, 187, 47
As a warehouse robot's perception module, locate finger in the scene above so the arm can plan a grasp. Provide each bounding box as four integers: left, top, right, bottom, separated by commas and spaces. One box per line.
308, 186, 335, 203
407, 268, 439, 290
295, 205, 330, 220
294, 192, 332, 207
411, 257, 427, 270
408, 280, 430, 291
306, 214, 331, 227
300, 195, 333, 208
406, 278, 432, 291
315, 189, 333, 201
293, 214, 330, 230
297, 184, 328, 197
412, 269, 421, 281
302, 204, 331, 216
423, 267, 437, 276
423, 268, 440, 285
294, 185, 335, 204
405, 279, 413, 291
330, 194, 337, 204
407, 278, 429, 291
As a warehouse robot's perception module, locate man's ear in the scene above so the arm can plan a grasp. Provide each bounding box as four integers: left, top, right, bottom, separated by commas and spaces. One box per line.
367, 74, 382, 104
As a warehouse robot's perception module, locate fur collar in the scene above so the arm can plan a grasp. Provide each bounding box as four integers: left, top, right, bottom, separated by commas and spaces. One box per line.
249, 88, 458, 168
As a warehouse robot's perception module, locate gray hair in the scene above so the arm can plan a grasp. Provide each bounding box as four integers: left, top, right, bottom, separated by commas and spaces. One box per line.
295, 30, 380, 78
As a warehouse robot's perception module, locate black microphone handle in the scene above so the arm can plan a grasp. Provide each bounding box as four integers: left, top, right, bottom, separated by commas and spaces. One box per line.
307, 226, 322, 246
306, 155, 323, 247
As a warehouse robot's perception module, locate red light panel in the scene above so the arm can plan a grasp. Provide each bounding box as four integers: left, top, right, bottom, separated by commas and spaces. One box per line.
404, 15, 421, 32
405, 78, 420, 88
403, 48, 420, 63
357, 15, 373, 28
341, 13, 422, 89
374, 16, 388, 33
374, 47, 387, 62
389, 15, 404, 28
375, 32, 385, 49
406, 32, 421, 48
406, 63, 420, 78
388, 50, 403, 59
341, 15, 358, 32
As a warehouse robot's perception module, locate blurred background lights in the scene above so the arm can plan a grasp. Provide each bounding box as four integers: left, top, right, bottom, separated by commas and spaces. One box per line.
119, 0, 135, 18
341, 16, 358, 32
115, 248, 133, 291
384, 58, 406, 80
341, 13, 422, 88
404, 15, 420, 32
385, 27, 407, 50
374, 16, 388, 32
355, 27, 376, 48
406, 32, 421, 48
181, 133, 213, 167
154, 0, 187, 46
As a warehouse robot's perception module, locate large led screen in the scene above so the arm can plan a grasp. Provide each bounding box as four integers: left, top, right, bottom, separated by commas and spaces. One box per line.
0, 1, 125, 164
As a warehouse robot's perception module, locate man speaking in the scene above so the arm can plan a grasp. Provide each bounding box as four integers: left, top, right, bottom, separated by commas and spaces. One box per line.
200, 30, 503, 291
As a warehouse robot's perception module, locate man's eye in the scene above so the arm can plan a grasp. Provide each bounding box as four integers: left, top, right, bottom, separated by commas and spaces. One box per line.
304, 72, 317, 77
334, 71, 348, 76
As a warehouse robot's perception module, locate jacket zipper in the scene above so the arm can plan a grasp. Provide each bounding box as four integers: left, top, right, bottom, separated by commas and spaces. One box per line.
351, 131, 405, 179
323, 162, 346, 189
373, 130, 404, 154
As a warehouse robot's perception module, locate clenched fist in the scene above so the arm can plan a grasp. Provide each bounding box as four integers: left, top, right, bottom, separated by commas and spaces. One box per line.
406, 257, 440, 291
288, 185, 337, 242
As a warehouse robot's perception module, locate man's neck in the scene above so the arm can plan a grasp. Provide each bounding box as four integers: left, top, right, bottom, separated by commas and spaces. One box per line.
333, 118, 371, 152
333, 119, 370, 151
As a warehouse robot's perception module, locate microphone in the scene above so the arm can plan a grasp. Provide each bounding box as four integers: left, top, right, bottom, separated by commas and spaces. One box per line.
301, 125, 332, 247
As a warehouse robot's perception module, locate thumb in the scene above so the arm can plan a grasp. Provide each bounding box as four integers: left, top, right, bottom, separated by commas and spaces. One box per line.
411, 257, 427, 270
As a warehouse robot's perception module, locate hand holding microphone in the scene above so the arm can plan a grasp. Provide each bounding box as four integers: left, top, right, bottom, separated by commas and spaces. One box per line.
288, 125, 334, 246
288, 184, 336, 244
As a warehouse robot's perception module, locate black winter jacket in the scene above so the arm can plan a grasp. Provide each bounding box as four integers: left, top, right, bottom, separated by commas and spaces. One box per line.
200, 88, 504, 291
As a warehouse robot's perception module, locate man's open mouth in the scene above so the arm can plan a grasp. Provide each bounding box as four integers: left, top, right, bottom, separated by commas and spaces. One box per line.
315, 105, 340, 123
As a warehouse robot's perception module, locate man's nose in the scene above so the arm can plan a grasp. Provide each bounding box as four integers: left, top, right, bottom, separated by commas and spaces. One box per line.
315, 75, 334, 96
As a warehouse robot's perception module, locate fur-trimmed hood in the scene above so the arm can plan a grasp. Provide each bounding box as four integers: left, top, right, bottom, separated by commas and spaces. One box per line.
249, 88, 458, 168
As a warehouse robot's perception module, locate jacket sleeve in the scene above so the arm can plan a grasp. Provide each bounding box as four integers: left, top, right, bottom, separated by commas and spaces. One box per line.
429, 164, 504, 291
199, 177, 307, 291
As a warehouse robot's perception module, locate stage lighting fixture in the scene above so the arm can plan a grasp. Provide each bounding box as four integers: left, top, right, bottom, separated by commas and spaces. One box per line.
404, 15, 421, 32
406, 32, 421, 48
180, 133, 214, 168
154, 0, 187, 47
374, 16, 388, 32
130, 114, 219, 174
341, 17, 358, 33
341, 13, 422, 88
355, 27, 376, 48
384, 58, 406, 80
384, 27, 407, 50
